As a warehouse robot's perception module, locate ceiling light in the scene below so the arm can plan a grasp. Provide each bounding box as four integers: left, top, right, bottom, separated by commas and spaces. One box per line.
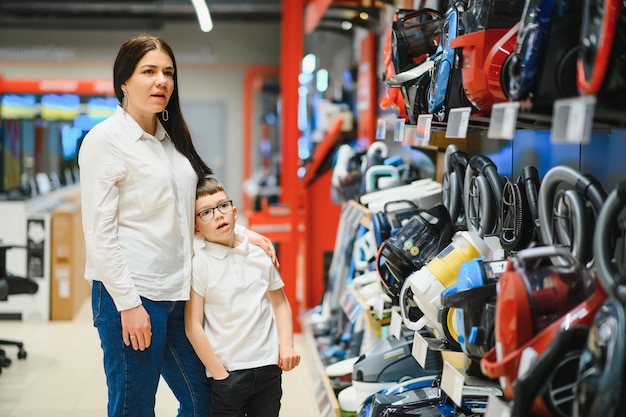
191, 0, 213, 32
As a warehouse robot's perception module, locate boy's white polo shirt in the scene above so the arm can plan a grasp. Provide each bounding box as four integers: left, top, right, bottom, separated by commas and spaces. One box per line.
191, 233, 284, 377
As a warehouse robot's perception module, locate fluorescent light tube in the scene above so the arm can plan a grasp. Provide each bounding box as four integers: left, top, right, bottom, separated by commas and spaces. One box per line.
191, 0, 213, 32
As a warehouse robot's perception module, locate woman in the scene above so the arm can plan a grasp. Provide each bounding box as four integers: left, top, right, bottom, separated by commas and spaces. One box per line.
79, 34, 277, 417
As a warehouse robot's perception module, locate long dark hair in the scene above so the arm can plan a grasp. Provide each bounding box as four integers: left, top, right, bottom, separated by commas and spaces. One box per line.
113, 34, 212, 177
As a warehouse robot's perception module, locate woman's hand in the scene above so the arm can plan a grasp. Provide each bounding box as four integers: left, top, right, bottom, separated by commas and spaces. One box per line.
260, 237, 279, 267
245, 229, 280, 268
121, 305, 152, 351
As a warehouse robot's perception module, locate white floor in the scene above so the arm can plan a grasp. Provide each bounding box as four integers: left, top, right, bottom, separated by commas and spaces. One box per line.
0, 300, 322, 417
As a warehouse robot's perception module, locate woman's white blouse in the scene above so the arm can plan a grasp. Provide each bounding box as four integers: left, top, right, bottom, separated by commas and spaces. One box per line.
79, 106, 198, 311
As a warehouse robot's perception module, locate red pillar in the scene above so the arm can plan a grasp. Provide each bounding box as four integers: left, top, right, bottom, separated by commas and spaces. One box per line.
279, 0, 305, 332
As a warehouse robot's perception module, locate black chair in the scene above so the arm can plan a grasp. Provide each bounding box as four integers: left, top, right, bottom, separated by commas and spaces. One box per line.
0, 244, 38, 373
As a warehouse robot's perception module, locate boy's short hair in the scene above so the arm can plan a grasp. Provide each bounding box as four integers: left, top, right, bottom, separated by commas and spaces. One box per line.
196, 177, 227, 200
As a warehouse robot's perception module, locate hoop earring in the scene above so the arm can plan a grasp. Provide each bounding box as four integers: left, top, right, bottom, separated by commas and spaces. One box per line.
161, 109, 169, 121
121, 90, 128, 110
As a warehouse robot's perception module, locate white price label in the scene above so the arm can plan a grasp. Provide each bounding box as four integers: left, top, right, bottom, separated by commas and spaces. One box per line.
394, 118, 406, 142
446, 107, 472, 138
416, 114, 433, 144
403, 124, 417, 146
340, 289, 362, 324
376, 118, 387, 140
551, 96, 596, 144
390, 309, 403, 339
373, 296, 385, 320
441, 361, 465, 407
488, 102, 520, 140
485, 394, 511, 417
411, 330, 430, 368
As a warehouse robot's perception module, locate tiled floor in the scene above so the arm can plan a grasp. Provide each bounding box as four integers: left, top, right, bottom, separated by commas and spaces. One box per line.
0, 300, 322, 417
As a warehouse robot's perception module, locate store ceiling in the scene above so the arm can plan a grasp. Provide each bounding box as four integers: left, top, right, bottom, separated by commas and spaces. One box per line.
0, 0, 283, 30
0, 0, 380, 32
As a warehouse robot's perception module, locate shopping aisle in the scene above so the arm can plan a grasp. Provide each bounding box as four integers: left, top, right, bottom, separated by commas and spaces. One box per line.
0, 300, 321, 417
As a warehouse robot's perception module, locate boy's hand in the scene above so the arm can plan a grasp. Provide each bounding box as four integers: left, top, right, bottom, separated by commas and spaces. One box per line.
278, 345, 300, 371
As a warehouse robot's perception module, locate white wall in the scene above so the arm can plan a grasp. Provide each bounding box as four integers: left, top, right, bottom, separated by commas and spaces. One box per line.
0, 21, 281, 205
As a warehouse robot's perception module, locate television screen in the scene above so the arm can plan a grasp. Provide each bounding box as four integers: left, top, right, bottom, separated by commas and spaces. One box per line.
86, 96, 117, 117
21, 120, 36, 192
1, 120, 22, 195
61, 125, 82, 161
0, 94, 37, 119
40, 93, 80, 120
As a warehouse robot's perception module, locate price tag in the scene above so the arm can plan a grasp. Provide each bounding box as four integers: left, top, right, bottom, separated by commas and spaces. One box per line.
411, 330, 430, 368
394, 118, 406, 142
551, 96, 596, 144
441, 361, 465, 407
376, 118, 388, 140
373, 296, 385, 320
403, 124, 417, 146
445, 107, 471, 138
340, 288, 363, 324
485, 394, 511, 417
313, 376, 333, 417
390, 309, 403, 339
416, 114, 433, 144
486, 260, 509, 276
487, 102, 520, 140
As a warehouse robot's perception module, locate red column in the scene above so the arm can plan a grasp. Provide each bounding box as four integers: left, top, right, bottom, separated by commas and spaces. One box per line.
279, 0, 305, 332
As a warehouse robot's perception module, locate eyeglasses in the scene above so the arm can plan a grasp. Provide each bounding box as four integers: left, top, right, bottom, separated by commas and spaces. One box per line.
196, 200, 233, 222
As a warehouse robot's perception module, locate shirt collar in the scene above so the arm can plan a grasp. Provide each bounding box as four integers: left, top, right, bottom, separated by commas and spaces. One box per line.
201, 232, 249, 259
115, 105, 169, 142
154, 122, 167, 141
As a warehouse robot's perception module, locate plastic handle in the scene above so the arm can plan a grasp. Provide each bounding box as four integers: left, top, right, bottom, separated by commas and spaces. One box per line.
399, 278, 424, 331
513, 245, 577, 271
364, 165, 400, 193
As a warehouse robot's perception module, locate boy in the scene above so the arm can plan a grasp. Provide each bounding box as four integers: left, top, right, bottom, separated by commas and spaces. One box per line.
185, 177, 300, 417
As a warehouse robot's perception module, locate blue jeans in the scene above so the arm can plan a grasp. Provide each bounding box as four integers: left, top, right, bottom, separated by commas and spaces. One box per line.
92, 280, 211, 417
210, 365, 282, 417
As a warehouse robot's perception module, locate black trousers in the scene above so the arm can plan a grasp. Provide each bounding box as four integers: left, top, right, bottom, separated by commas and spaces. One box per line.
210, 365, 283, 417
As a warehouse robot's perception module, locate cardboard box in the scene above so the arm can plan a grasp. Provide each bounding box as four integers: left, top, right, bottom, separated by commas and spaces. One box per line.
50, 201, 88, 320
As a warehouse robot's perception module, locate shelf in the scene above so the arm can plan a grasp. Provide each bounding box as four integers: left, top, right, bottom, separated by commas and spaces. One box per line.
299, 312, 341, 417
345, 286, 390, 339
347, 199, 372, 228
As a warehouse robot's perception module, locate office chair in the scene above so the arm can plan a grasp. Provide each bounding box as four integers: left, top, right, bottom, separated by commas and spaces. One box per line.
0, 243, 38, 373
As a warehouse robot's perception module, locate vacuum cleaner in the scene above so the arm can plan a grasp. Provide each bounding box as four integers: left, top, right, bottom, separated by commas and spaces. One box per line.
391, 8, 444, 75
505, 0, 584, 113
359, 178, 443, 214
441, 144, 469, 229
509, 325, 589, 417
378, 204, 453, 301
499, 165, 541, 252
338, 328, 443, 414
370, 200, 421, 249
388, 8, 443, 124
577, 0, 626, 109
573, 181, 626, 417
440, 256, 507, 363
427, 2, 476, 121
332, 143, 363, 203
399, 230, 494, 351
449, 0, 524, 115
537, 165, 607, 266
357, 374, 502, 417
463, 154, 505, 238
381, 26, 410, 122
480, 245, 607, 416
359, 375, 444, 417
